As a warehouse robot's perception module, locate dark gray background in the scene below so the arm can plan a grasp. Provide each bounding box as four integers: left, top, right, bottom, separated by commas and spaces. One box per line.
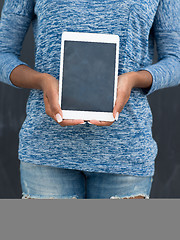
0, 0, 180, 198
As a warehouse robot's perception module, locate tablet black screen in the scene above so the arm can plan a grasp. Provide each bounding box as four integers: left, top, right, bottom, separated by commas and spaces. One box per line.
61, 40, 116, 112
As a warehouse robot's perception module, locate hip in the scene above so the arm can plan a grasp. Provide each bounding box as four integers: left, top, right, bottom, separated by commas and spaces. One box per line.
20, 161, 153, 199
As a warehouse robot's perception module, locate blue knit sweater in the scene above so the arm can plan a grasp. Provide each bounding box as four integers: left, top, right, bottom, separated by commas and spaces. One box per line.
0, 0, 180, 176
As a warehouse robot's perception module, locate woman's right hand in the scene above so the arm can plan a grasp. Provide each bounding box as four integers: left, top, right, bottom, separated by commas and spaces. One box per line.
40, 73, 85, 126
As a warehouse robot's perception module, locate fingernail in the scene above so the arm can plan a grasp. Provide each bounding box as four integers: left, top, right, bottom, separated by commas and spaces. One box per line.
56, 113, 62, 123
88, 122, 93, 124
80, 122, 86, 124
115, 112, 119, 121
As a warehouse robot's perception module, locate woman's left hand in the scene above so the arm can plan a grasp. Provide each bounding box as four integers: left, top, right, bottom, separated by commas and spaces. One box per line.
88, 71, 152, 126
88, 72, 133, 126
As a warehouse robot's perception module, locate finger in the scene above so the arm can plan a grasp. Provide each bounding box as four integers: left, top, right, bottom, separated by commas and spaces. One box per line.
44, 93, 63, 123
113, 90, 129, 119
44, 93, 54, 119
60, 119, 85, 127
88, 120, 114, 126
45, 90, 63, 121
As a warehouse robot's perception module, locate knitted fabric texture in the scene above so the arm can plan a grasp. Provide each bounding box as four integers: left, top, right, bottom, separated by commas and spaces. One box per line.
0, 0, 180, 176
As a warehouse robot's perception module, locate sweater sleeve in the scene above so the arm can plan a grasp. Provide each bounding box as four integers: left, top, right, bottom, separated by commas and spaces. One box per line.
0, 0, 35, 89
140, 0, 180, 96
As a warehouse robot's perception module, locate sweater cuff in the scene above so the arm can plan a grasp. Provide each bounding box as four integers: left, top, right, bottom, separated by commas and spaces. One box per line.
4, 58, 29, 89
138, 65, 158, 96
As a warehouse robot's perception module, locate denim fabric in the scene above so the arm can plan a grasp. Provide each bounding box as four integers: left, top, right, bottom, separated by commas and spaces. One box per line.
0, 0, 180, 176
20, 161, 153, 199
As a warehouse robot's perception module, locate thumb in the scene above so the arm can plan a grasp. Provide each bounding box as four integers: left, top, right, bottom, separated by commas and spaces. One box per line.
113, 91, 127, 120
46, 89, 63, 120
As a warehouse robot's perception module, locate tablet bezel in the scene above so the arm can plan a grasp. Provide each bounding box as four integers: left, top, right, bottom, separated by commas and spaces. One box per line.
59, 31, 119, 122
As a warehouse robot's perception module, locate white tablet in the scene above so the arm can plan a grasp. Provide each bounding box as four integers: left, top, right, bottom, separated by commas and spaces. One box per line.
59, 31, 119, 122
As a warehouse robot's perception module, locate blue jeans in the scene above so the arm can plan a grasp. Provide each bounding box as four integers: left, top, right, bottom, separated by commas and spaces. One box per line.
20, 161, 153, 199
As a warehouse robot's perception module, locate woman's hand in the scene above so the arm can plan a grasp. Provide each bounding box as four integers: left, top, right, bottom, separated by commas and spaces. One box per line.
88, 71, 152, 126
10, 65, 85, 126
88, 73, 133, 126
10, 65, 152, 127
40, 73, 85, 126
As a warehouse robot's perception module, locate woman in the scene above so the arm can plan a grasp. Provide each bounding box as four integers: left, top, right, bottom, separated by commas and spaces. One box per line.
0, 0, 179, 199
